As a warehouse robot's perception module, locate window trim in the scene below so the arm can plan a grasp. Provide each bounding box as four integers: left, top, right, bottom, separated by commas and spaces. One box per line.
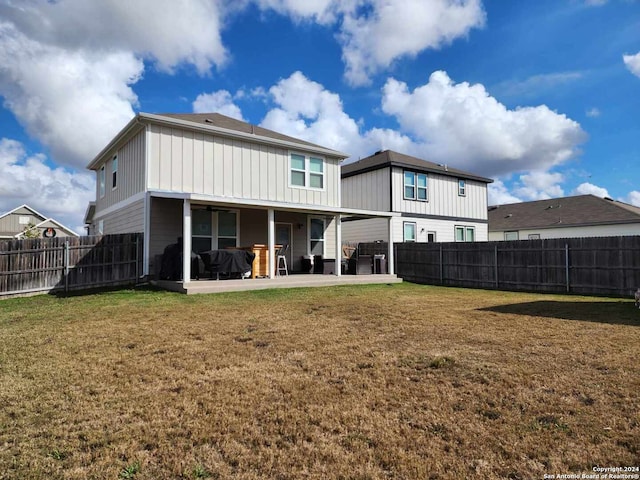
308, 216, 326, 256
191, 208, 240, 252
455, 225, 475, 242
289, 152, 325, 191
99, 165, 106, 198
403, 221, 417, 242
403, 170, 428, 202
458, 179, 466, 196
504, 231, 519, 241
112, 155, 118, 190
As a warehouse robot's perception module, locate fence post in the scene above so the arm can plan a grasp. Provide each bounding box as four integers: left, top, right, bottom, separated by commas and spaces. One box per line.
494, 244, 499, 288
565, 243, 570, 293
439, 244, 443, 285
64, 241, 70, 292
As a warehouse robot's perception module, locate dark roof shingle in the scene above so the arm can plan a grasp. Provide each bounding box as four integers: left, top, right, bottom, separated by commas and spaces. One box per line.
158, 112, 339, 154
488, 195, 640, 231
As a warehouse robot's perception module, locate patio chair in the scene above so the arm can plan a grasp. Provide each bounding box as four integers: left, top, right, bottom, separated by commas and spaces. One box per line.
276, 244, 289, 276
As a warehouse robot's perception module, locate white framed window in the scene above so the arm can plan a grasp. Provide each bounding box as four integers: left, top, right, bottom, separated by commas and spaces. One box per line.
309, 217, 325, 255
18, 216, 30, 225
505, 231, 519, 241
99, 165, 105, 198
458, 179, 466, 196
403, 222, 417, 242
97, 219, 104, 235
455, 226, 475, 242
528, 233, 541, 240
290, 153, 324, 190
112, 155, 118, 189
191, 208, 239, 253
403, 171, 427, 201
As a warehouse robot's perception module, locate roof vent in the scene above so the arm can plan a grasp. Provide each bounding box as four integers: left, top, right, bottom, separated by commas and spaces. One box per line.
374, 150, 383, 155
505, 213, 512, 218
604, 196, 614, 201
204, 118, 213, 123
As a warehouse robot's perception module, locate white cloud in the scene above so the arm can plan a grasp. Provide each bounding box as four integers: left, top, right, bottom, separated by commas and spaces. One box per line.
488, 180, 522, 206
573, 182, 609, 197
339, 0, 486, 85
0, 138, 94, 235
0, 0, 230, 169
193, 91, 244, 120
381, 71, 587, 177
623, 52, 640, 78
251, 0, 485, 86
513, 171, 565, 200
253, 0, 338, 24
260, 71, 367, 154
623, 191, 640, 207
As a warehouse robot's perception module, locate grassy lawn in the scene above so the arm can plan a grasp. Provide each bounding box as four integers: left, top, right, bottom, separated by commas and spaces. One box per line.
0, 283, 638, 479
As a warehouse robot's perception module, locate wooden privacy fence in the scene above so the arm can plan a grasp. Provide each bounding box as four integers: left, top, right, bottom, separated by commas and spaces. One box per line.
395, 236, 640, 297
0, 233, 143, 297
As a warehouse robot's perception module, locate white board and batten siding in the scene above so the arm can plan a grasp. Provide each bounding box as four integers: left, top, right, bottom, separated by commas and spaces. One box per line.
393, 217, 488, 243
341, 168, 391, 211
391, 167, 488, 221
148, 125, 341, 208
95, 129, 146, 212
489, 223, 640, 241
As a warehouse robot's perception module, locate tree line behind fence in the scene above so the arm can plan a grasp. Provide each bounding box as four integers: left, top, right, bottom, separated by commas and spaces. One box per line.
393, 236, 640, 297
0, 233, 143, 296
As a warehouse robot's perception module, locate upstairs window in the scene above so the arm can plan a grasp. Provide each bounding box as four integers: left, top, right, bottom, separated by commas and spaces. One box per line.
290, 153, 325, 189
458, 179, 466, 196
112, 155, 118, 189
99, 165, 105, 198
403, 171, 428, 201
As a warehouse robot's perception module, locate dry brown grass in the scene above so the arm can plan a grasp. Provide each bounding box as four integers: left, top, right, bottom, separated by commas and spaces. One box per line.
0, 283, 638, 479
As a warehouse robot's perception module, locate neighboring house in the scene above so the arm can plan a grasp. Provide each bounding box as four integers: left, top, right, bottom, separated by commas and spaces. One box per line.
341, 150, 493, 244
488, 194, 640, 241
86, 112, 394, 280
0, 204, 78, 239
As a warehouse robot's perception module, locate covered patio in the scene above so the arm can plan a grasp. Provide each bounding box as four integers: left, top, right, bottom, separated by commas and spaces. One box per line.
145, 192, 398, 289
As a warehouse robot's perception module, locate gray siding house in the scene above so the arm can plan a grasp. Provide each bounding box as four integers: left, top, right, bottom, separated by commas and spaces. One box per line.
86, 113, 394, 281
488, 194, 640, 240
0, 204, 78, 239
341, 150, 493, 244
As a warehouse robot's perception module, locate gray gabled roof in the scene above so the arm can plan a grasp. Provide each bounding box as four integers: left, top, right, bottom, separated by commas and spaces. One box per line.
488, 194, 640, 231
160, 113, 333, 151
341, 150, 494, 183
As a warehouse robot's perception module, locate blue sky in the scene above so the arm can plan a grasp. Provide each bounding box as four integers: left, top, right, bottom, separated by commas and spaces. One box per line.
0, 0, 639, 233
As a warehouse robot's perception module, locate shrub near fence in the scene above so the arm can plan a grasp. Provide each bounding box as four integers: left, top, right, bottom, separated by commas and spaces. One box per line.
0, 233, 143, 296
395, 236, 640, 297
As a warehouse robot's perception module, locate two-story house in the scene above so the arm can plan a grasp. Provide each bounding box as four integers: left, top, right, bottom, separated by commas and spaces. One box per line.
0, 204, 78, 239
85, 113, 396, 283
341, 150, 493, 244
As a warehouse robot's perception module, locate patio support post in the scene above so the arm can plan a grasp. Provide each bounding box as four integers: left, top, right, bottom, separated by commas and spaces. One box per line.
388, 217, 395, 275
268, 208, 275, 278
182, 199, 192, 283
335, 214, 342, 277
